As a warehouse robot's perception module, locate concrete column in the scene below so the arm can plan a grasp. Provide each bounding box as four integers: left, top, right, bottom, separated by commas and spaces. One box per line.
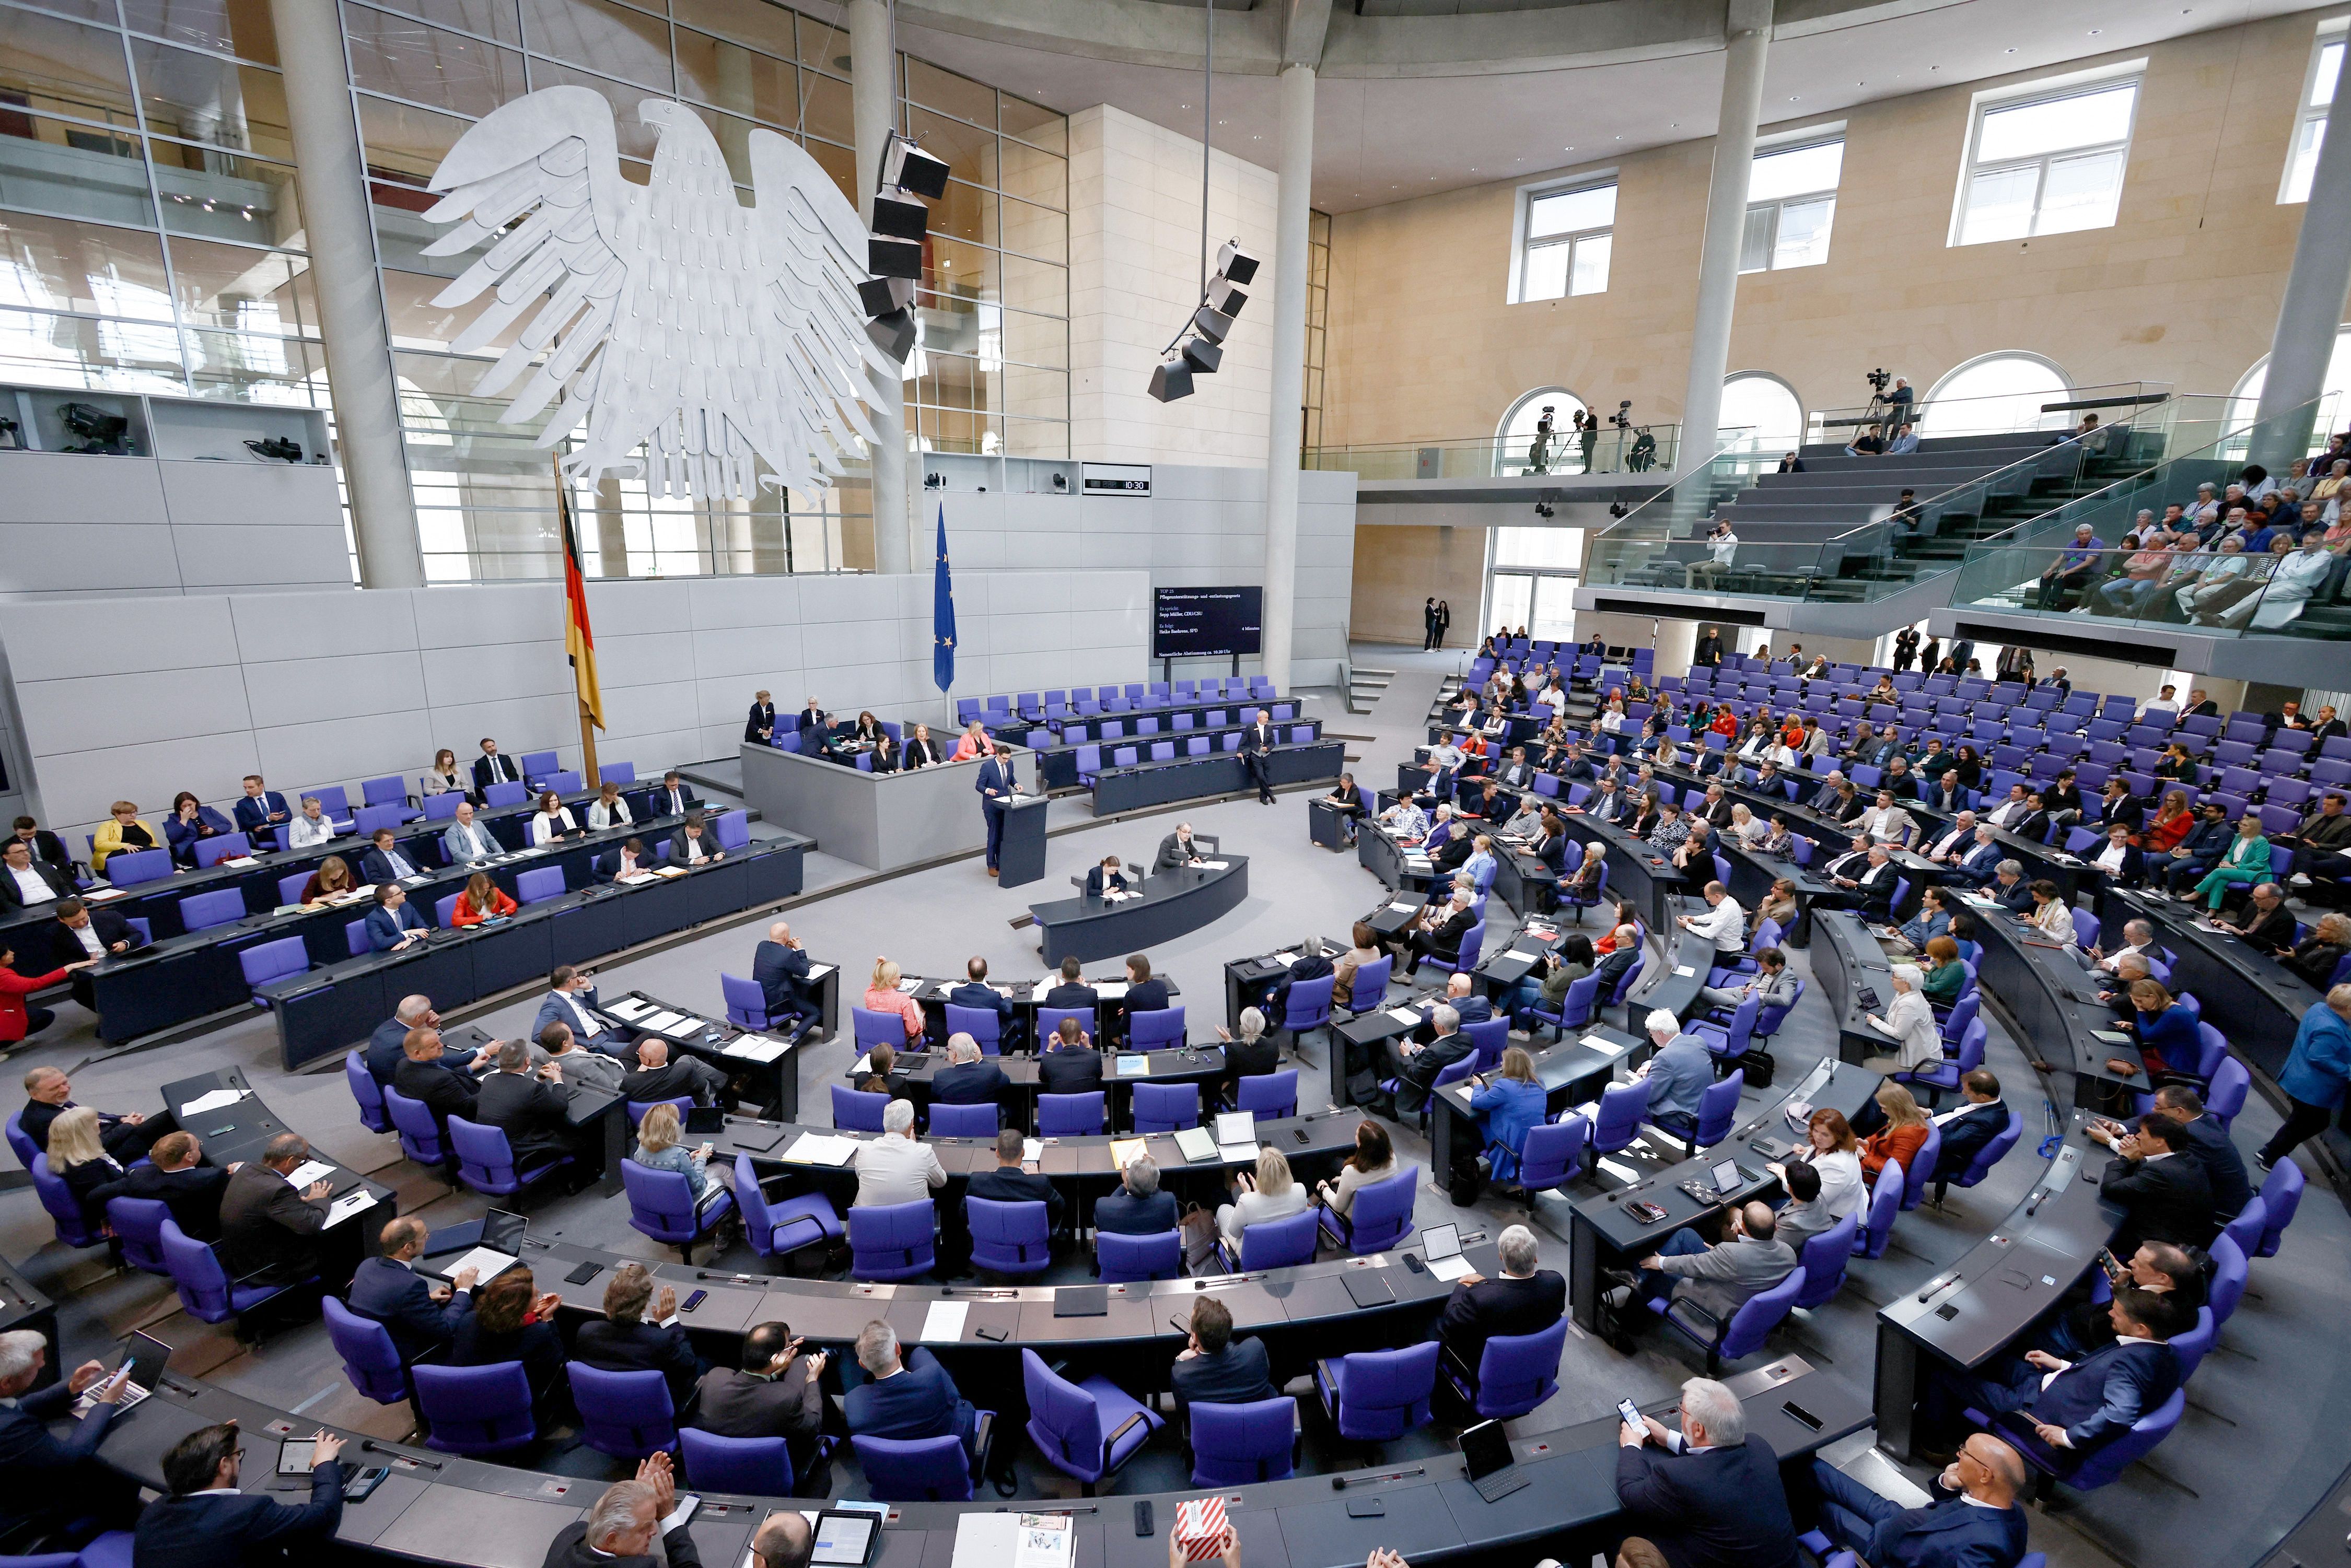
2255, 72, 2351, 465
850, 0, 911, 576
1262, 62, 1314, 692
1676, 0, 1773, 471
269, 0, 422, 588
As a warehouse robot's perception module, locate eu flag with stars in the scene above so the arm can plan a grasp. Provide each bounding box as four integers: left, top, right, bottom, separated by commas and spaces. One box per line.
932, 503, 956, 693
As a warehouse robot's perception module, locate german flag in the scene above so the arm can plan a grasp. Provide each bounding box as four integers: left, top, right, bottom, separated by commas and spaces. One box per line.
556, 478, 603, 729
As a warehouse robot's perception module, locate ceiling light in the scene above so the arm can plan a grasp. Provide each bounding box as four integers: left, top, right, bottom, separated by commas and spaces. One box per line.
2088, 27, 2101, 33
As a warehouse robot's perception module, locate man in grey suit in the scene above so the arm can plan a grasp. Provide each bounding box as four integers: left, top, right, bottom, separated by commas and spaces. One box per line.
442, 802, 501, 864
1630, 1201, 1797, 1318
1698, 946, 1796, 1014
1156, 823, 1207, 870
540, 1021, 625, 1093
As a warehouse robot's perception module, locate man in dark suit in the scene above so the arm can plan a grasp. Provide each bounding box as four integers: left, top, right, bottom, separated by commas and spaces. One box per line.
365, 883, 429, 953
930, 1035, 1009, 1108
2148, 1084, 2250, 1219
8, 816, 73, 876
975, 745, 1021, 876
1093, 1157, 1178, 1235
1169, 1296, 1275, 1413
1439, 970, 1493, 1026
574, 1262, 702, 1406
48, 898, 146, 1008
651, 771, 697, 819
1122, 954, 1171, 1017
1041, 956, 1098, 1013
536, 965, 635, 1055
966, 1128, 1064, 1232
2096, 1114, 2217, 1254
693, 1321, 828, 1473
1156, 823, 1207, 870
844, 1322, 980, 1460
1958, 831, 2006, 886
752, 921, 825, 1038
0, 838, 73, 912
669, 812, 724, 867
88, 1130, 230, 1241
542, 1457, 702, 1568
1436, 1223, 1565, 1377
231, 774, 292, 840
1616, 1378, 1802, 1568
393, 1028, 481, 1140
1591, 927, 1643, 1001
472, 739, 521, 794
745, 690, 777, 744
219, 1133, 331, 1288
472, 1040, 585, 1165
1038, 1019, 1103, 1094
1239, 709, 1278, 804
136, 1422, 344, 1568
947, 956, 1018, 1052
365, 995, 480, 1083
347, 1215, 477, 1362
619, 1038, 726, 1108
1402, 888, 1478, 977
0, 1332, 131, 1542
1943, 1289, 2185, 1475
17, 1064, 171, 1164
1264, 938, 1334, 1029
1382, 1003, 1477, 1118
359, 827, 424, 884
1812, 1433, 2030, 1568
1929, 1071, 2009, 1186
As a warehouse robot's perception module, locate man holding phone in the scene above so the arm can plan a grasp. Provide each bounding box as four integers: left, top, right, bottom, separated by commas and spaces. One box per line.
692, 1321, 829, 1478
0, 1330, 133, 1541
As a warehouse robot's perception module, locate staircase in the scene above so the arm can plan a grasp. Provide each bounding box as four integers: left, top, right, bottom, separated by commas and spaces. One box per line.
1347, 664, 1394, 715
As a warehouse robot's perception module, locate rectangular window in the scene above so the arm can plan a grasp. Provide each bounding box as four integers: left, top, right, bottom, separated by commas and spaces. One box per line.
1740, 138, 1842, 272
1519, 181, 1615, 300
2283, 31, 2345, 203
1952, 76, 2139, 245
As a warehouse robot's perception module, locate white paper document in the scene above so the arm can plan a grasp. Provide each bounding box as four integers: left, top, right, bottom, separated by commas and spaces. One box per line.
603, 997, 653, 1020
440, 1245, 519, 1281
806, 964, 834, 980
660, 1014, 709, 1038
325, 1191, 378, 1228
1582, 1034, 1627, 1056
726, 1035, 790, 1062
1427, 1253, 1476, 1282
1506, 950, 1540, 963
1387, 1007, 1425, 1026
177, 1087, 248, 1118
921, 1301, 969, 1342
285, 1160, 337, 1190
1095, 981, 1128, 1000
1673, 965, 1696, 977
1195, 860, 1228, 870
1388, 902, 1421, 914
1271, 951, 1300, 967
635, 1010, 690, 1034
1022, 1138, 1044, 1164
784, 1134, 859, 1166
951, 1514, 1073, 1568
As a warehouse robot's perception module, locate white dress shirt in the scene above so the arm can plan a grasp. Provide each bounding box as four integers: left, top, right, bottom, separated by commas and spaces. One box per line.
1685, 896, 1747, 953
8, 865, 56, 905
68, 921, 105, 957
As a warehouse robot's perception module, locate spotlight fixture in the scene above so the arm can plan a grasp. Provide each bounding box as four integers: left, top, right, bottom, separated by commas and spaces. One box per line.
244, 435, 305, 463
1147, 236, 1258, 403
858, 131, 950, 365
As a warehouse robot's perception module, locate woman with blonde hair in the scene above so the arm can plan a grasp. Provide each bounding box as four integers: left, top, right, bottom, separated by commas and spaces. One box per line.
864, 957, 925, 1041
1217, 1144, 1309, 1253
586, 780, 632, 831
299, 854, 356, 906
46, 1105, 123, 1225
1469, 1047, 1548, 1185
450, 870, 516, 927
632, 1102, 732, 1211
1858, 1082, 1930, 1181
91, 800, 158, 872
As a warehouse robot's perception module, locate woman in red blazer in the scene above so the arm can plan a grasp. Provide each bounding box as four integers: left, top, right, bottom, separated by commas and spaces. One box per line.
449, 871, 518, 928
0, 942, 80, 1043
1859, 1082, 1932, 1181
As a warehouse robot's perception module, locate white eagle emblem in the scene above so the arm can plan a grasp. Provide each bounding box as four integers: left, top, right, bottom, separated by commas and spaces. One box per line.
422, 86, 893, 501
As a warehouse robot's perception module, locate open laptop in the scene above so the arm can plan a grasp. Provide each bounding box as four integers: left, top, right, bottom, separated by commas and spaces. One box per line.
1460, 1418, 1529, 1502
1213, 1110, 1257, 1160
75, 1331, 171, 1417
428, 1208, 528, 1283
685, 1106, 727, 1136
1419, 1222, 1476, 1281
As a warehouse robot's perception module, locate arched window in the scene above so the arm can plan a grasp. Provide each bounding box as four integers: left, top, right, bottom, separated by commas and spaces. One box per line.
1495, 387, 1590, 476
1719, 372, 1803, 454
1920, 353, 2069, 437
2229, 331, 2351, 426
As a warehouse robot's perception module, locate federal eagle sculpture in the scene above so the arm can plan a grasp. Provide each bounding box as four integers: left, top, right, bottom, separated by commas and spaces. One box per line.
422, 86, 894, 502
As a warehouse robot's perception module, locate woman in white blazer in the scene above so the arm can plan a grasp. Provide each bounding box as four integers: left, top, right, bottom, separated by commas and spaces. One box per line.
1860, 964, 1940, 1074
586, 781, 632, 832
526, 789, 579, 846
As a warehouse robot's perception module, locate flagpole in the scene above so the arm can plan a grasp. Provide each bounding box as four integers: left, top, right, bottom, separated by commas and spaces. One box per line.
556, 455, 602, 788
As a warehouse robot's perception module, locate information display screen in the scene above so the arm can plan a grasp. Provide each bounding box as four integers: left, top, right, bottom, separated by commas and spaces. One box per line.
1154, 586, 1262, 659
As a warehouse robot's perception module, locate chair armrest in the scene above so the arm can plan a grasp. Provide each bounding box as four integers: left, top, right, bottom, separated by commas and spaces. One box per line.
1104, 1410, 1149, 1450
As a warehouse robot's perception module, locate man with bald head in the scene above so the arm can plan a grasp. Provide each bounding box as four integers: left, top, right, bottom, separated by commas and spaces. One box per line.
1811, 1433, 2029, 1568
751, 921, 824, 1040
365, 994, 481, 1084
619, 1036, 727, 1108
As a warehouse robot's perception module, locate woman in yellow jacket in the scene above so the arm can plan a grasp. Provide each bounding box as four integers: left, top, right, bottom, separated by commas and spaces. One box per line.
91, 799, 162, 872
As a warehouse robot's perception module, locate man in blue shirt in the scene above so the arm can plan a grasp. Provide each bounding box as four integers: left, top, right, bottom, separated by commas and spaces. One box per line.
1632, 1008, 1712, 1138
365, 883, 429, 952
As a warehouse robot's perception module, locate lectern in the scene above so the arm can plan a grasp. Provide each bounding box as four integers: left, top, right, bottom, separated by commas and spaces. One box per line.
997, 793, 1050, 887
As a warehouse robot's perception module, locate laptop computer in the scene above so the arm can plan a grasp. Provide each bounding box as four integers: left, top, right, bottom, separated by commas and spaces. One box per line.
1419, 1222, 1475, 1281
684, 1106, 726, 1136
75, 1330, 171, 1417
428, 1209, 528, 1283
1460, 1418, 1529, 1502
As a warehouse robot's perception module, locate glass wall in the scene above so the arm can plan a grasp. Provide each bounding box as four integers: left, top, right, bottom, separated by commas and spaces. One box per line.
1486, 524, 1584, 642
0, 2, 322, 405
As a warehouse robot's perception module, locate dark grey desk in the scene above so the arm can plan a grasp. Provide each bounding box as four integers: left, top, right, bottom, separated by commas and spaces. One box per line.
1556, 812, 1678, 931
906, 972, 1185, 1048
1089, 741, 1343, 814
1810, 910, 1901, 1066
852, 1040, 1226, 1130
1429, 1021, 1646, 1176
406, 1024, 631, 1195
1357, 816, 1435, 895
599, 990, 802, 1124
1029, 857, 1249, 966
1634, 912, 1716, 1025
0, 1255, 56, 1391
1951, 893, 2144, 1113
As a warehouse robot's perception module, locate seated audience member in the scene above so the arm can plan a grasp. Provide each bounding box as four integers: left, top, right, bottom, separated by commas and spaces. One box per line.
137, 1421, 345, 1568
930, 1033, 1010, 1108
863, 957, 926, 1041
1437, 1223, 1564, 1376
48, 896, 147, 1011
473, 1038, 586, 1166
1931, 1288, 2186, 1474
1861, 966, 1940, 1075
1041, 955, 1099, 1012
164, 792, 237, 864
1770, 1160, 1835, 1254
0, 1328, 132, 1541
90, 801, 158, 873
9, 816, 72, 877
575, 1261, 702, 1406
947, 955, 1019, 1052
360, 827, 424, 884
472, 739, 522, 793
1095, 1156, 1179, 1237
851, 1099, 947, 1208
536, 965, 634, 1055
1615, 1378, 1801, 1568
752, 922, 825, 1038
1124, 952, 1172, 1016
844, 1320, 980, 1457
1379, 1003, 1477, 1118
631, 1103, 731, 1219
0, 940, 77, 1046
0, 837, 73, 913
620, 1036, 726, 1107
1626, 1200, 1796, 1323
903, 724, 945, 768
87, 1129, 229, 1241
1170, 1295, 1277, 1413
1083, 856, 1128, 898
693, 1320, 830, 1479
366, 883, 430, 953
1216, 1145, 1310, 1255
443, 801, 503, 864
966, 1127, 1065, 1233
1812, 1433, 2029, 1568
219, 1134, 331, 1288
2147, 1083, 2250, 1219
1630, 1010, 1712, 1139
2046, 1239, 2206, 1361
2093, 1114, 2217, 1255
449, 1268, 568, 1417
18, 1064, 169, 1163
586, 781, 633, 832
1930, 1070, 2009, 1181
1859, 1082, 1932, 1181
423, 748, 468, 800
298, 855, 358, 908
650, 771, 696, 818
1768, 1108, 1866, 1221
1039, 1016, 1104, 1094
450, 871, 517, 927
2283, 911, 2351, 990
286, 796, 336, 851
46, 1106, 128, 1228
347, 1215, 478, 1362
542, 1459, 706, 1568
527, 791, 580, 847
393, 1027, 481, 1134
670, 810, 724, 865
1314, 1119, 1399, 1214
541, 1021, 623, 1092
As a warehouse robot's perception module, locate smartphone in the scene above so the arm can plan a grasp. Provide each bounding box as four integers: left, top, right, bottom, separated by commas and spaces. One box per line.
1781, 1400, 1824, 1432
681, 1290, 708, 1313
1617, 1398, 1645, 1432
2096, 1246, 2126, 1284
1133, 1501, 1154, 1538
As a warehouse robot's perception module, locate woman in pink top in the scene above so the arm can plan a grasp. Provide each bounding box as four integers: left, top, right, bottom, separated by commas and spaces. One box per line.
950, 721, 990, 762
864, 957, 926, 1040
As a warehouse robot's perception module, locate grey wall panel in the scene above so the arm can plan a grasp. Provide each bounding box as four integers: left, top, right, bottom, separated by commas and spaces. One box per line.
173, 526, 353, 589
243, 651, 430, 728
4, 595, 240, 680
14, 666, 254, 755
262, 712, 439, 793
158, 461, 341, 528
34, 733, 264, 832
418, 641, 571, 708
0, 524, 184, 595
0, 453, 167, 524
230, 589, 416, 662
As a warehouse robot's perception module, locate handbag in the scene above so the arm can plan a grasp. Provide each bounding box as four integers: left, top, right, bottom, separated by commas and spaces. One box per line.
1179, 1203, 1221, 1272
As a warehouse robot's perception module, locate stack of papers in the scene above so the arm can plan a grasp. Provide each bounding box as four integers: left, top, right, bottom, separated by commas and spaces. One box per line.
1582, 1034, 1628, 1057
725, 1035, 790, 1062
1387, 902, 1420, 915
920, 1302, 968, 1342
178, 1087, 248, 1118
897, 978, 921, 993
1506, 949, 1540, 963
659, 1014, 710, 1039
285, 1159, 337, 1189
603, 997, 653, 1021
1270, 951, 1301, 967
437, 1245, 519, 1281
783, 1134, 859, 1166
1387, 1006, 1425, 1026
806, 964, 834, 980
950, 1514, 1072, 1568
1196, 860, 1229, 870
1095, 981, 1128, 1000
636, 1010, 691, 1034
324, 1190, 378, 1228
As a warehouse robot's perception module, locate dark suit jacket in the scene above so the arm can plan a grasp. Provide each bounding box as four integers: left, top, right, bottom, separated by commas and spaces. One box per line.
649, 785, 697, 818
1092, 1188, 1179, 1236
745, 703, 776, 742
365, 903, 427, 952
598, 849, 653, 883
2018, 1338, 2181, 1459
89, 1161, 230, 1242
1266, 953, 1333, 1021
1125, 977, 1171, 1015
1157, 833, 1203, 869
49, 909, 141, 970
366, 1017, 476, 1084
669, 828, 720, 865
1083, 867, 1130, 898
346, 1254, 471, 1361
0, 1380, 115, 1532
1042, 982, 1099, 1013
472, 753, 521, 791
133, 1463, 344, 1568
1437, 1269, 1565, 1374
945, 980, 1015, 1034
968, 1164, 1064, 1226
1169, 1338, 1275, 1412
1239, 724, 1274, 757
693, 1362, 824, 1444
752, 941, 814, 1018
930, 1060, 1010, 1106
1616, 1436, 1801, 1568
219, 1163, 325, 1287
2168, 1113, 2250, 1218
903, 736, 945, 767
843, 1348, 974, 1448
2099, 1152, 2216, 1255
575, 1317, 701, 1405
541, 1516, 701, 1568
11, 829, 71, 874
1931, 1102, 2008, 1181
0, 860, 74, 912
473, 1071, 577, 1161
1038, 1046, 1103, 1095
1592, 946, 1640, 998
394, 1054, 480, 1129
1812, 1462, 2028, 1568
619, 1058, 720, 1106
231, 791, 291, 836
362, 846, 425, 884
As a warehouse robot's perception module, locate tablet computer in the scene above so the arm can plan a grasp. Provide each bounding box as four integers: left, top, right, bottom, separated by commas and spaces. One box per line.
811, 1511, 880, 1566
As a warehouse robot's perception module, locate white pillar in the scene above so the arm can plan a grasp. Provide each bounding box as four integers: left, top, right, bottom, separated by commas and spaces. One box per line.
850, 0, 911, 576
269, 0, 422, 588
1262, 62, 1313, 692
2255, 71, 2351, 465
1677, 0, 1773, 471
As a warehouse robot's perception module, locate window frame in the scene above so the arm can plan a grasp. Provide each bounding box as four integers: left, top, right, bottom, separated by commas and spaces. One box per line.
1509, 173, 1617, 303
1947, 65, 2145, 248
1739, 132, 1843, 274
2279, 21, 2347, 204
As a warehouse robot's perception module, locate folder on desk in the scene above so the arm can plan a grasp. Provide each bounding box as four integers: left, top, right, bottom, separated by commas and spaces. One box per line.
1342, 1270, 1396, 1307
1108, 1138, 1148, 1168
603, 997, 654, 1021
1114, 1055, 1149, 1077
1172, 1127, 1219, 1163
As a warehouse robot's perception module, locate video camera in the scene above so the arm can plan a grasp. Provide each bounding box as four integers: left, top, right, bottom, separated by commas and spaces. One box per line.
1608, 400, 1633, 432
1865, 368, 1892, 394
244, 436, 305, 463
57, 401, 131, 455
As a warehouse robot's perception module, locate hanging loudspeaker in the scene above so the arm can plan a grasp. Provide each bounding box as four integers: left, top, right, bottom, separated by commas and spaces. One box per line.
1180, 337, 1222, 375
868, 235, 923, 278
858, 276, 916, 317
872, 191, 929, 241
1191, 305, 1236, 344
1148, 359, 1195, 402
1207, 276, 1247, 318
1216, 239, 1259, 286
884, 139, 951, 200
